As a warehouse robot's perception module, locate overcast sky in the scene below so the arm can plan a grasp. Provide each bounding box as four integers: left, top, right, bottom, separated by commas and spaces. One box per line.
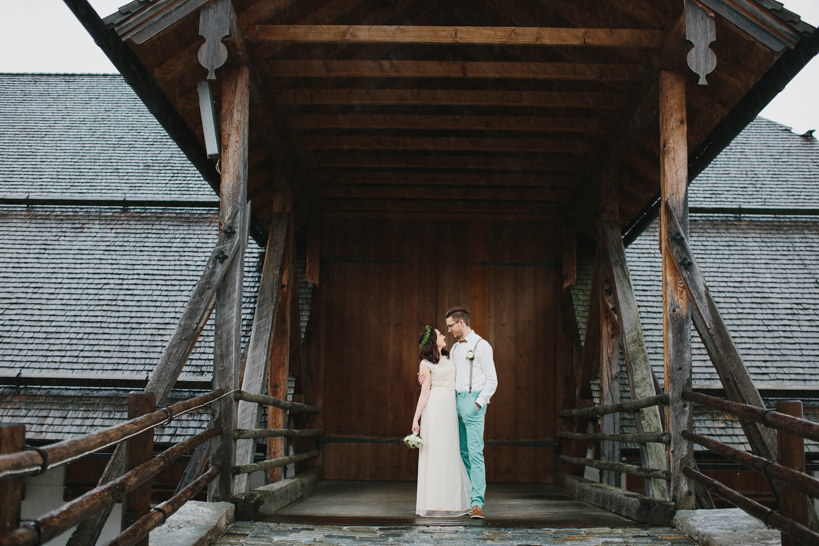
1, 0, 818, 134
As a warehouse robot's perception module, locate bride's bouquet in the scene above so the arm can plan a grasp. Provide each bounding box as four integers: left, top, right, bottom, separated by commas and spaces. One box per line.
403, 433, 424, 449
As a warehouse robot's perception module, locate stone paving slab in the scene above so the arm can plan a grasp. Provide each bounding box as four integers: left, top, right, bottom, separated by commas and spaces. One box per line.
674, 508, 781, 546
212, 522, 695, 545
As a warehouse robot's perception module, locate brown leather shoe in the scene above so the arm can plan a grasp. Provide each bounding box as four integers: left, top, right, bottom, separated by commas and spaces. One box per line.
470, 505, 485, 519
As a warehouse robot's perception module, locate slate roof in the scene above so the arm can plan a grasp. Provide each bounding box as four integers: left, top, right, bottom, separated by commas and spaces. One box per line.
689, 118, 819, 209
0, 74, 214, 201
0, 74, 313, 443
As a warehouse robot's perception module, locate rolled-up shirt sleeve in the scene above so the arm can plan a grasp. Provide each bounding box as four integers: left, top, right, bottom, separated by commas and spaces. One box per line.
476, 343, 498, 408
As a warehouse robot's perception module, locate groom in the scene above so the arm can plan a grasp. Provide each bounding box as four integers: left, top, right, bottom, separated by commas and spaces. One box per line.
445, 306, 498, 519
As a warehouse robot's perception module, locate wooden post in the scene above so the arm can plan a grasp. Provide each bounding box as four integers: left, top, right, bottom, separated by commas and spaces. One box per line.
777, 401, 809, 546
233, 213, 290, 494
210, 65, 251, 501
0, 424, 25, 535
267, 233, 293, 482
268, 181, 295, 483
122, 393, 155, 546
660, 69, 694, 509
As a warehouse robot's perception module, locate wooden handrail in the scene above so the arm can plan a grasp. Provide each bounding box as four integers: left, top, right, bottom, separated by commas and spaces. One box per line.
0, 389, 224, 480
557, 431, 670, 445
0, 428, 220, 546
103, 466, 220, 546
233, 428, 321, 439
233, 390, 321, 413
232, 451, 320, 475
684, 467, 819, 545
558, 455, 671, 480
683, 391, 819, 443
558, 394, 669, 418
683, 431, 819, 499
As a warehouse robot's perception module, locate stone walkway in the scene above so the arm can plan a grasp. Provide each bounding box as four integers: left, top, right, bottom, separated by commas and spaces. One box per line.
214, 522, 696, 545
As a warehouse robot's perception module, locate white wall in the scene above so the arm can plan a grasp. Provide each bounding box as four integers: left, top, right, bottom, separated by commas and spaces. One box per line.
21, 467, 123, 546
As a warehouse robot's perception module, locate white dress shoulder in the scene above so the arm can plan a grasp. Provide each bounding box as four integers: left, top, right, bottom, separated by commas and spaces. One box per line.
416, 355, 471, 517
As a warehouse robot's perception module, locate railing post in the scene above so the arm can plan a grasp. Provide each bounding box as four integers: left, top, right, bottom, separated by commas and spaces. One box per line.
122, 393, 155, 546
777, 400, 809, 546
0, 424, 25, 535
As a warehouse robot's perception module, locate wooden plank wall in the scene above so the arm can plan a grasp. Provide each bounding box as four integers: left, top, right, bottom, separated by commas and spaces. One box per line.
320, 217, 562, 483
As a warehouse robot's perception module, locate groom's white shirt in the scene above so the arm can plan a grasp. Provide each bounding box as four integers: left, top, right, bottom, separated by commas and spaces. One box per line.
452, 330, 498, 409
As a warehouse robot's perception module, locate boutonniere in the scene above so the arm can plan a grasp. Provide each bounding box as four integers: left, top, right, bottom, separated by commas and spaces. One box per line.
466, 350, 475, 361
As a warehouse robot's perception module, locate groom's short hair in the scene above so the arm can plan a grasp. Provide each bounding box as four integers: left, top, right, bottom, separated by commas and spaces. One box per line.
446, 306, 470, 326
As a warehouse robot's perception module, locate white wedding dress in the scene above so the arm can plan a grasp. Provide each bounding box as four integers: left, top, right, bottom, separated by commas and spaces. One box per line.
416, 355, 472, 517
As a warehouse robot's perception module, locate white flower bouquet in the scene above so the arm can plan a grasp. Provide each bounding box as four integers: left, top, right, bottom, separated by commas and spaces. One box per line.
403, 433, 424, 449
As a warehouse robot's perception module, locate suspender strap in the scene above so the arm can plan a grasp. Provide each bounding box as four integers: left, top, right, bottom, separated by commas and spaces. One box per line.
469, 339, 482, 393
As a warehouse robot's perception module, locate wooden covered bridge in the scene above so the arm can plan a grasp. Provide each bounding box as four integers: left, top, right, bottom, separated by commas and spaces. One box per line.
2, 0, 819, 544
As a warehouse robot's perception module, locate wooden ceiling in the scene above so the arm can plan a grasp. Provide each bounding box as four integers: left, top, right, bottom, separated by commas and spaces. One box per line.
102, 0, 816, 235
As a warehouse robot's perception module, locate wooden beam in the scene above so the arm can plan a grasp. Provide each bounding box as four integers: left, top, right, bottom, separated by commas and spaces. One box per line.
233, 213, 290, 495
121, 393, 155, 546
558, 472, 675, 526
659, 69, 694, 510
306, 222, 320, 286
210, 66, 251, 502
246, 25, 665, 47
318, 199, 560, 216
268, 222, 294, 483
267, 60, 644, 81
284, 114, 609, 133
777, 401, 810, 546
599, 270, 622, 487
306, 153, 585, 173
313, 171, 574, 188
0, 425, 24, 536
275, 88, 628, 108
294, 135, 599, 154
602, 221, 669, 500
318, 185, 569, 202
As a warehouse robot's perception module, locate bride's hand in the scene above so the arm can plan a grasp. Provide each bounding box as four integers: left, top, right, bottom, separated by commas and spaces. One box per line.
412, 421, 420, 435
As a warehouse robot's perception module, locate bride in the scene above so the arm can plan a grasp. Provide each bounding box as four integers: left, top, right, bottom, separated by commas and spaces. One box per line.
411, 326, 471, 517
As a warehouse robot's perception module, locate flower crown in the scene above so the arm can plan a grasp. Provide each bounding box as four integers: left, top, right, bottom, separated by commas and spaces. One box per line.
419, 325, 433, 349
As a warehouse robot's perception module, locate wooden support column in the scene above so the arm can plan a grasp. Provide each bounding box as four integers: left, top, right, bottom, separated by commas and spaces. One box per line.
233, 213, 290, 494
268, 179, 295, 483
598, 170, 620, 487
121, 393, 155, 546
210, 65, 251, 502
660, 70, 694, 509
776, 401, 810, 545
0, 424, 24, 536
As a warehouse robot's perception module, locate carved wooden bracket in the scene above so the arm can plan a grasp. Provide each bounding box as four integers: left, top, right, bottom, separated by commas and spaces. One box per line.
198, 0, 233, 80
685, 0, 717, 86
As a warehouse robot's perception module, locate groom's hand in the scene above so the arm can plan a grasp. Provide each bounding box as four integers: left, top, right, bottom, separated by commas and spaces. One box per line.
417, 372, 428, 385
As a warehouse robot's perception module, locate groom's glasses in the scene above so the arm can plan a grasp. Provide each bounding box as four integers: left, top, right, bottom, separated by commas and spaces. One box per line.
446, 321, 460, 330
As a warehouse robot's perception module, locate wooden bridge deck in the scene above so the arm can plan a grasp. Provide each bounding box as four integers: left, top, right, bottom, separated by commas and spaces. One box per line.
261, 481, 648, 528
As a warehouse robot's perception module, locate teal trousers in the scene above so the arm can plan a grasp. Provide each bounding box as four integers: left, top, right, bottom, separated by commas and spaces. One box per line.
456, 392, 486, 507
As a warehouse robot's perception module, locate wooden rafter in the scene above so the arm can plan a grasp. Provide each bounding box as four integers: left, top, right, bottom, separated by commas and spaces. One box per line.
266, 60, 644, 80
317, 185, 570, 202
304, 153, 586, 173
246, 25, 665, 47
274, 88, 629, 108
283, 114, 609, 132
313, 172, 574, 187
293, 135, 599, 153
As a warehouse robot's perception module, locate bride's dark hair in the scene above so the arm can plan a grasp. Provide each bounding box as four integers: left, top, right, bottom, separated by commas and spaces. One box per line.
418, 328, 449, 364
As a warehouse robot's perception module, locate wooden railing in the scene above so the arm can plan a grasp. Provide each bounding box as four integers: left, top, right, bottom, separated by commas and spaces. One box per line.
230, 390, 321, 477
682, 392, 819, 546
557, 394, 675, 525
0, 390, 225, 546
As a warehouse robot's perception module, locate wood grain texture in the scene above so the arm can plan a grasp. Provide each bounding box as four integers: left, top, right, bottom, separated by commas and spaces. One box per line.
601, 221, 668, 500
267, 60, 644, 81
210, 66, 251, 502
0, 425, 24, 535
247, 25, 664, 47
121, 393, 155, 546
776, 401, 810, 546
659, 69, 694, 510
233, 213, 290, 494
320, 218, 559, 482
